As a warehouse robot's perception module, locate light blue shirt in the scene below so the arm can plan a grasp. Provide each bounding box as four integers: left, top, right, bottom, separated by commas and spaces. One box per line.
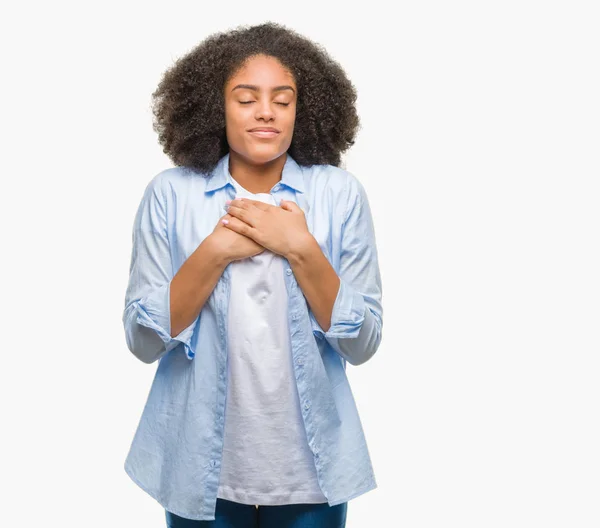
122, 152, 384, 521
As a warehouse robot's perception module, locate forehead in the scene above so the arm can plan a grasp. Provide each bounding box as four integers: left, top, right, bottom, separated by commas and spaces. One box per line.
226, 55, 296, 90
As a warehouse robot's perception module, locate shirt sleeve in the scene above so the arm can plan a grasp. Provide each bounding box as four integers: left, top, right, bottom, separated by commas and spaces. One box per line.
310, 174, 384, 366
122, 174, 199, 364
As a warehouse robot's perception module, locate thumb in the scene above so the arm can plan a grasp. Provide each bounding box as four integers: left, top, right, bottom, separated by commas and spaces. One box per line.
279, 200, 298, 211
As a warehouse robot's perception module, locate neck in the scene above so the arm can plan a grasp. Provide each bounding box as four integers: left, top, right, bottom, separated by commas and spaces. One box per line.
228, 150, 286, 194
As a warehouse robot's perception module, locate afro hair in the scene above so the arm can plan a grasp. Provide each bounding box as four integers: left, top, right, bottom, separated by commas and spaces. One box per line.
151, 21, 361, 175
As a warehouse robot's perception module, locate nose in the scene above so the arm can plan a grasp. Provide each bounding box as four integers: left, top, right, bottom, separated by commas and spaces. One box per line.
255, 100, 276, 122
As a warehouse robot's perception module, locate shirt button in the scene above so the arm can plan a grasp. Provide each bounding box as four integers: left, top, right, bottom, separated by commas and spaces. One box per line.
304, 402, 310, 410
296, 357, 303, 366
286, 268, 292, 275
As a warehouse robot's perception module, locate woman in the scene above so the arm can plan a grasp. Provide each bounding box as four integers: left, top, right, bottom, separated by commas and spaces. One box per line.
122, 21, 384, 527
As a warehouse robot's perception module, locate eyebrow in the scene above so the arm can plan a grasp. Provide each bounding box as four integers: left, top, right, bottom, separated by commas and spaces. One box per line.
231, 84, 296, 94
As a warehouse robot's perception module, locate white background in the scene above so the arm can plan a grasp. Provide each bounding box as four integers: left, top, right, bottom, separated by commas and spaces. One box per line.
2, 1, 598, 526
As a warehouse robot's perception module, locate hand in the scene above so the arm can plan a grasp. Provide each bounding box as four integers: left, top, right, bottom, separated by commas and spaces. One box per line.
209, 212, 265, 263
222, 197, 312, 258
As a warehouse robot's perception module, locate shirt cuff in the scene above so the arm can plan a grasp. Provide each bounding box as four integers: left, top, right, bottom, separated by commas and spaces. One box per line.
310, 278, 366, 340
135, 281, 197, 360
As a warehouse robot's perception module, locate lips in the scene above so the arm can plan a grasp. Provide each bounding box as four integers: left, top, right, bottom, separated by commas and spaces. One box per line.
248, 127, 279, 132
248, 129, 280, 139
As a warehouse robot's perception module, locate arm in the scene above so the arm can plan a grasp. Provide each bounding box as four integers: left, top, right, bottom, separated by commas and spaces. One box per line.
287, 237, 340, 334
170, 237, 229, 337
290, 175, 383, 366
122, 174, 228, 364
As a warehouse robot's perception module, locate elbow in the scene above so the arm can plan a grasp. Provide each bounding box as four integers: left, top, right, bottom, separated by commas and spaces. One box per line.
341, 330, 382, 366
331, 311, 383, 366
129, 350, 159, 365
347, 348, 378, 367
124, 324, 167, 364
122, 306, 167, 364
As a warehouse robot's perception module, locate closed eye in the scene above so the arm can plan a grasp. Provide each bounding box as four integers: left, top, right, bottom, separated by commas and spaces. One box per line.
240, 101, 290, 106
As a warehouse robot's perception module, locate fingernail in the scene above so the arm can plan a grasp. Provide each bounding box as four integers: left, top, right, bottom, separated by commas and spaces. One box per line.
225, 200, 232, 204
222, 219, 229, 224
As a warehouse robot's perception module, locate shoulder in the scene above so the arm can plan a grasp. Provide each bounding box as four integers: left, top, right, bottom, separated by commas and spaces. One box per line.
154, 165, 204, 189
144, 166, 209, 200
310, 162, 365, 190
305, 163, 367, 217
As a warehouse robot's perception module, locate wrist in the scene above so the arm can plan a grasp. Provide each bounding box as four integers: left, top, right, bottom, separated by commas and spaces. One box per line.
204, 234, 233, 268
286, 234, 318, 265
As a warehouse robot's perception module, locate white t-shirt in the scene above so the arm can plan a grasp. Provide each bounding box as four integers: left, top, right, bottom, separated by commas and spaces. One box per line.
216, 181, 327, 506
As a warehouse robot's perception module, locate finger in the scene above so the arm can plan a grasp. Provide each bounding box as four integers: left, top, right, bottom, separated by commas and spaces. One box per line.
228, 198, 257, 209
280, 199, 300, 211
229, 198, 271, 211
247, 200, 272, 211
226, 204, 255, 227
222, 215, 255, 238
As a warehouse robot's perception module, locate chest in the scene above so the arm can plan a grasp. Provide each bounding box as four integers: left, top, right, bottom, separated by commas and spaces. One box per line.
167, 185, 340, 273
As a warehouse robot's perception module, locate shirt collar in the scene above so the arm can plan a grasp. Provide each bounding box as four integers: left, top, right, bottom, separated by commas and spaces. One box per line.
205, 152, 305, 194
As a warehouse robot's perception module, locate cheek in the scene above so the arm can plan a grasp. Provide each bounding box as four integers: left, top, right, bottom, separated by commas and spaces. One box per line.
284, 115, 296, 136
224, 110, 246, 140
224, 105, 237, 125
284, 106, 297, 127
225, 106, 254, 129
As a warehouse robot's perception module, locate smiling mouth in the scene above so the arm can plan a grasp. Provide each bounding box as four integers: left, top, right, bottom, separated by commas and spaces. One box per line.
248, 130, 280, 138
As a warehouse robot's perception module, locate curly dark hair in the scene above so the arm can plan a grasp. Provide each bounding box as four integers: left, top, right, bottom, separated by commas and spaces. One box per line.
150, 21, 361, 175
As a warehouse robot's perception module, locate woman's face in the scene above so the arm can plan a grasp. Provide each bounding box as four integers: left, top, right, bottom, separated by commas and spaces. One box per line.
224, 54, 297, 165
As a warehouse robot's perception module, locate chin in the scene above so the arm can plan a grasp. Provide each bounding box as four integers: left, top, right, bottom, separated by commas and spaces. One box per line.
239, 145, 287, 164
